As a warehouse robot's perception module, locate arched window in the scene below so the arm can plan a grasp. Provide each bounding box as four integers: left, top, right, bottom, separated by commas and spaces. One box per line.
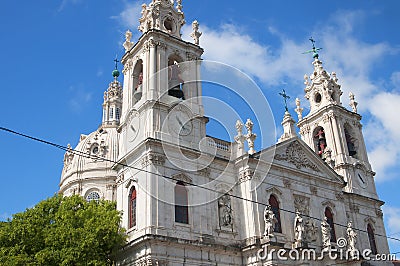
367, 223, 378, 255
313, 126, 327, 158
86, 191, 100, 202
109, 108, 114, 119
175, 181, 188, 224
269, 195, 282, 233
129, 187, 137, 228
167, 56, 184, 99
325, 207, 337, 242
344, 124, 357, 158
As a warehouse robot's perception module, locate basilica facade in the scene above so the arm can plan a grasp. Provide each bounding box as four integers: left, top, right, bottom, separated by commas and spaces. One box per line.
59, 1, 391, 265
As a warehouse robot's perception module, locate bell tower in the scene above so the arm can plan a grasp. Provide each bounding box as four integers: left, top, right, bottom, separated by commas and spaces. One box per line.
119, 0, 205, 155
297, 40, 378, 199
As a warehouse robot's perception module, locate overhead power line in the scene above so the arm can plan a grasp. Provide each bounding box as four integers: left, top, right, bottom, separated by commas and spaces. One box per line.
1, 126, 400, 244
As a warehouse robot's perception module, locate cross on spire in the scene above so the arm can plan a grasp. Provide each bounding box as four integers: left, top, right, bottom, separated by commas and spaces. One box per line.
114, 55, 120, 70
279, 89, 290, 112
310, 37, 316, 48
302, 37, 322, 59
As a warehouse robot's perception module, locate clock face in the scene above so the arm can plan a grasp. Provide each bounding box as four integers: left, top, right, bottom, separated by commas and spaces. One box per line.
356, 169, 368, 189
127, 112, 140, 143
169, 108, 193, 136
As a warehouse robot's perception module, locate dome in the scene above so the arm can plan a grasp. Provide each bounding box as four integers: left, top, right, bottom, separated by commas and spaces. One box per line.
59, 126, 119, 201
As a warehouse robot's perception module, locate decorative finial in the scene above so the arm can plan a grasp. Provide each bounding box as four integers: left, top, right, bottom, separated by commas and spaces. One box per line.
279, 89, 291, 112
302, 37, 322, 59
112, 56, 120, 78
176, 0, 183, 13
294, 98, 304, 120
190, 20, 202, 45
235, 120, 243, 136
245, 119, 257, 155
349, 92, 358, 113
234, 120, 245, 156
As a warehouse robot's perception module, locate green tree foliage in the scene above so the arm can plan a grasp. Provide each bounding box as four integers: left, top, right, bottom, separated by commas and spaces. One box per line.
0, 194, 126, 265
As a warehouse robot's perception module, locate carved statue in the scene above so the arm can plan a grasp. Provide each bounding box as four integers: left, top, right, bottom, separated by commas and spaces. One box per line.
322, 146, 334, 167
294, 98, 304, 120
123, 30, 134, 51
218, 194, 232, 227
349, 92, 358, 113
245, 119, 257, 155
347, 221, 358, 257
190, 20, 202, 45
63, 144, 74, 171
234, 120, 245, 154
321, 217, 331, 251
264, 205, 276, 237
294, 210, 305, 247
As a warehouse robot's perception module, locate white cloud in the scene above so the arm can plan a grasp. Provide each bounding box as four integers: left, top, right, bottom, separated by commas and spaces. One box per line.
58, 0, 83, 12
182, 10, 399, 183
382, 205, 400, 254
391, 72, 400, 89
111, 1, 142, 30
182, 24, 309, 86
364, 92, 400, 180
68, 85, 93, 113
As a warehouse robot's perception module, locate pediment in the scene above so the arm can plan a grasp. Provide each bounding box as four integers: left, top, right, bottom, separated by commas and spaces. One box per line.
272, 138, 344, 184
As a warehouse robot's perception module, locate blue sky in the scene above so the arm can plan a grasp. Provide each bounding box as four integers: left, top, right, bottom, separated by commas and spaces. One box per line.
1, 0, 399, 255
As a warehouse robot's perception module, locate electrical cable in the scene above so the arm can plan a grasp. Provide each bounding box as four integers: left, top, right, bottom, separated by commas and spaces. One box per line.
1, 126, 400, 245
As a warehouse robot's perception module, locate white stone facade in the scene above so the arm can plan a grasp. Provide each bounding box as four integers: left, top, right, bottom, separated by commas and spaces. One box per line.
59, 1, 391, 265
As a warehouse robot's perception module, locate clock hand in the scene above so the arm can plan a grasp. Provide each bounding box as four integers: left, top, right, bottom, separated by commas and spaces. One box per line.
358, 173, 365, 184
176, 116, 183, 127
130, 125, 136, 133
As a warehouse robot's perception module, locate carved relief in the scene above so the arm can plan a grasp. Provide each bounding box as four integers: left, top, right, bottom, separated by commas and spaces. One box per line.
304, 218, 318, 243
186, 52, 199, 61
310, 186, 318, 195
293, 195, 317, 243
299, 125, 311, 136
63, 144, 74, 172
106, 184, 117, 190
350, 204, 360, 213
283, 179, 291, 188
85, 131, 108, 161
238, 168, 254, 183
116, 174, 125, 185
197, 167, 211, 177
122, 58, 133, 74
141, 152, 166, 167
336, 192, 345, 201
274, 142, 320, 172
294, 194, 310, 215
172, 173, 192, 184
